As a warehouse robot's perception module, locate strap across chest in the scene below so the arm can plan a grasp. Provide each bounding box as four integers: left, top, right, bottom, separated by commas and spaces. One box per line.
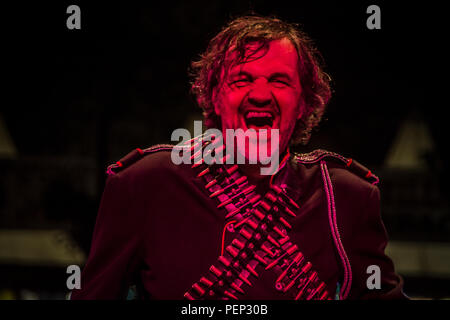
182, 135, 332, 300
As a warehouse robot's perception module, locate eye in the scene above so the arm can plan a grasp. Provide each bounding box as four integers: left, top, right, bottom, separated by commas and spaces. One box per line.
270, 79, 289, 88
230, 78, 251, 88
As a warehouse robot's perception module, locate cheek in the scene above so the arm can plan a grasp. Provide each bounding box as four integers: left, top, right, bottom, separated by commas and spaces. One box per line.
277, 91, 303, 121
216, 88, 248, 116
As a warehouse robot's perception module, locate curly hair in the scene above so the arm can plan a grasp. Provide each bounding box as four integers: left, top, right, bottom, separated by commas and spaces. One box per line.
190, 15, 332, 145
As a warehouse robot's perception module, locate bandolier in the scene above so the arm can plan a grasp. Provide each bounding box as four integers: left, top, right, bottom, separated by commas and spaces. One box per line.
177, 134, 330, 300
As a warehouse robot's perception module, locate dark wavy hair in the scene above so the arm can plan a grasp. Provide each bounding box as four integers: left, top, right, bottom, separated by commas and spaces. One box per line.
190, 15, 332, 145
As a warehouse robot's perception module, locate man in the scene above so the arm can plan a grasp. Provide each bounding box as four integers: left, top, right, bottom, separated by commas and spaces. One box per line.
71, 15, 406, 300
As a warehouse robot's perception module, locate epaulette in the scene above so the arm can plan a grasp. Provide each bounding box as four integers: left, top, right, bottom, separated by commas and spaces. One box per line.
293, 149, 379, 185
106, 144, 174, 175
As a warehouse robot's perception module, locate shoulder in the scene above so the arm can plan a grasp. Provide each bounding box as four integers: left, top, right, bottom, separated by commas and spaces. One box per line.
292, 149, 380, 193
105, 144, 177, 178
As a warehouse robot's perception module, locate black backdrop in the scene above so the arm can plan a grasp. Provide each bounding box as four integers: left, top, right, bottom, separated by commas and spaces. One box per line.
4, 1, 445, 165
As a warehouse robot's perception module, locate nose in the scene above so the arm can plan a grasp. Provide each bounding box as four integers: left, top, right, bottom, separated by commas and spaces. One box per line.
248, 78, 272, 107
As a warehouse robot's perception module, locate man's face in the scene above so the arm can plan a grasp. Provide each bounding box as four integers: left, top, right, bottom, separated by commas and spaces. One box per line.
213, 38, 303, 161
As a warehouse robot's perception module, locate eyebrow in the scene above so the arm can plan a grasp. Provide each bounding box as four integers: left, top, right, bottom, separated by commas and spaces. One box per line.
228, 70, 252, 79
269, 72, 293, 81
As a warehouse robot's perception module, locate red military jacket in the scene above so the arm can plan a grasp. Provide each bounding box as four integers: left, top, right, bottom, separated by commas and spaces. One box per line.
70, 145, 407, 300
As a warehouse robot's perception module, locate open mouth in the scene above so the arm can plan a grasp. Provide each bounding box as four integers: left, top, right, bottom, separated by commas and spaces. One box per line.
244, 111, 274, 130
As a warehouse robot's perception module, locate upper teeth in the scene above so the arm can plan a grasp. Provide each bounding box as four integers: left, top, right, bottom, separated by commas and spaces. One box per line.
246, 112, 273, 119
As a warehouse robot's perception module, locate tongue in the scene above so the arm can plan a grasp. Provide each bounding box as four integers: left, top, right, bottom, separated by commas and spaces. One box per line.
245, 116, 273, 129
248, 124, 272, 130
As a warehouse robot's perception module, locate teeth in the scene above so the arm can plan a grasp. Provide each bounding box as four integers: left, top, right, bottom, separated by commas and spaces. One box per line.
245, 112, 273, 119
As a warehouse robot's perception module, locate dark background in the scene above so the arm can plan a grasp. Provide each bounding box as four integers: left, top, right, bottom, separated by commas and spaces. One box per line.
1, 1, 447, 299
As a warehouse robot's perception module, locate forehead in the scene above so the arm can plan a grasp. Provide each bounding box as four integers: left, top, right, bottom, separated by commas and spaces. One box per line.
227, 38, 299, 76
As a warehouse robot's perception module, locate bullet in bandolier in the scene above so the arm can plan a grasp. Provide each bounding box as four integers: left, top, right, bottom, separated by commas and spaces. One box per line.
230, 194, 261, 219
246, 264, 259, 277
232, 239, 245, 250
246, 218, 259, 230
189, 142, 199, 153
260, 200, 272, 212
230, 282, 245, 294
224, 290, 239, 300
191, 160, 204, 168
319, 290, 329, 300
239, 227, 253, 240
200, 277, 214, 287
272, 196, 297, 218
283, 259, 310, 293
284, 261, 312, 294
279, 217, 292, 229
284, 206, 297, 218
253, 208, 265, 220
185, 133, 215, 145
210, 187, 225, 198
279, 236, 289, 245
295, 271, 318, 300
218, 255, 231, 267
233, 175, 247, 186
225, 198, 261, 220
238, 227, 270, 264
226, 165, 239, 175
253, 252, 268, 265
261, 243, 276, 257
197, 167, 210, 177
237, 273, 252, 286
226, 269, 252, 287
271, 185, 300, 209
273, 226, 287, 238
192, 283, 205, 296
307, 281, 326, 300
204, 141, 225, 157
231, 239, 245, 250
286, 244, 299, 255
218, 198, 232, 209
246, 218, 281, 248
267, 235, 281, 248
218, 153, 232, 164
265, 244, 298, 270
234, 216, 252, 229
265, 192, 278, 203
209, 265, 223, 278
203, 147, 229, 167
184, 292, 195, 300
218, 185, 256, 208
210, 175, 248, 198
226, 245, 239, 257
205, 179, 218, 189
205, 165, 239, 189
283, 278, 297, 292
276, 252, 304, 283
190, 149, 203, 161
223, 254, 252, 286
301, 261, 312, 274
